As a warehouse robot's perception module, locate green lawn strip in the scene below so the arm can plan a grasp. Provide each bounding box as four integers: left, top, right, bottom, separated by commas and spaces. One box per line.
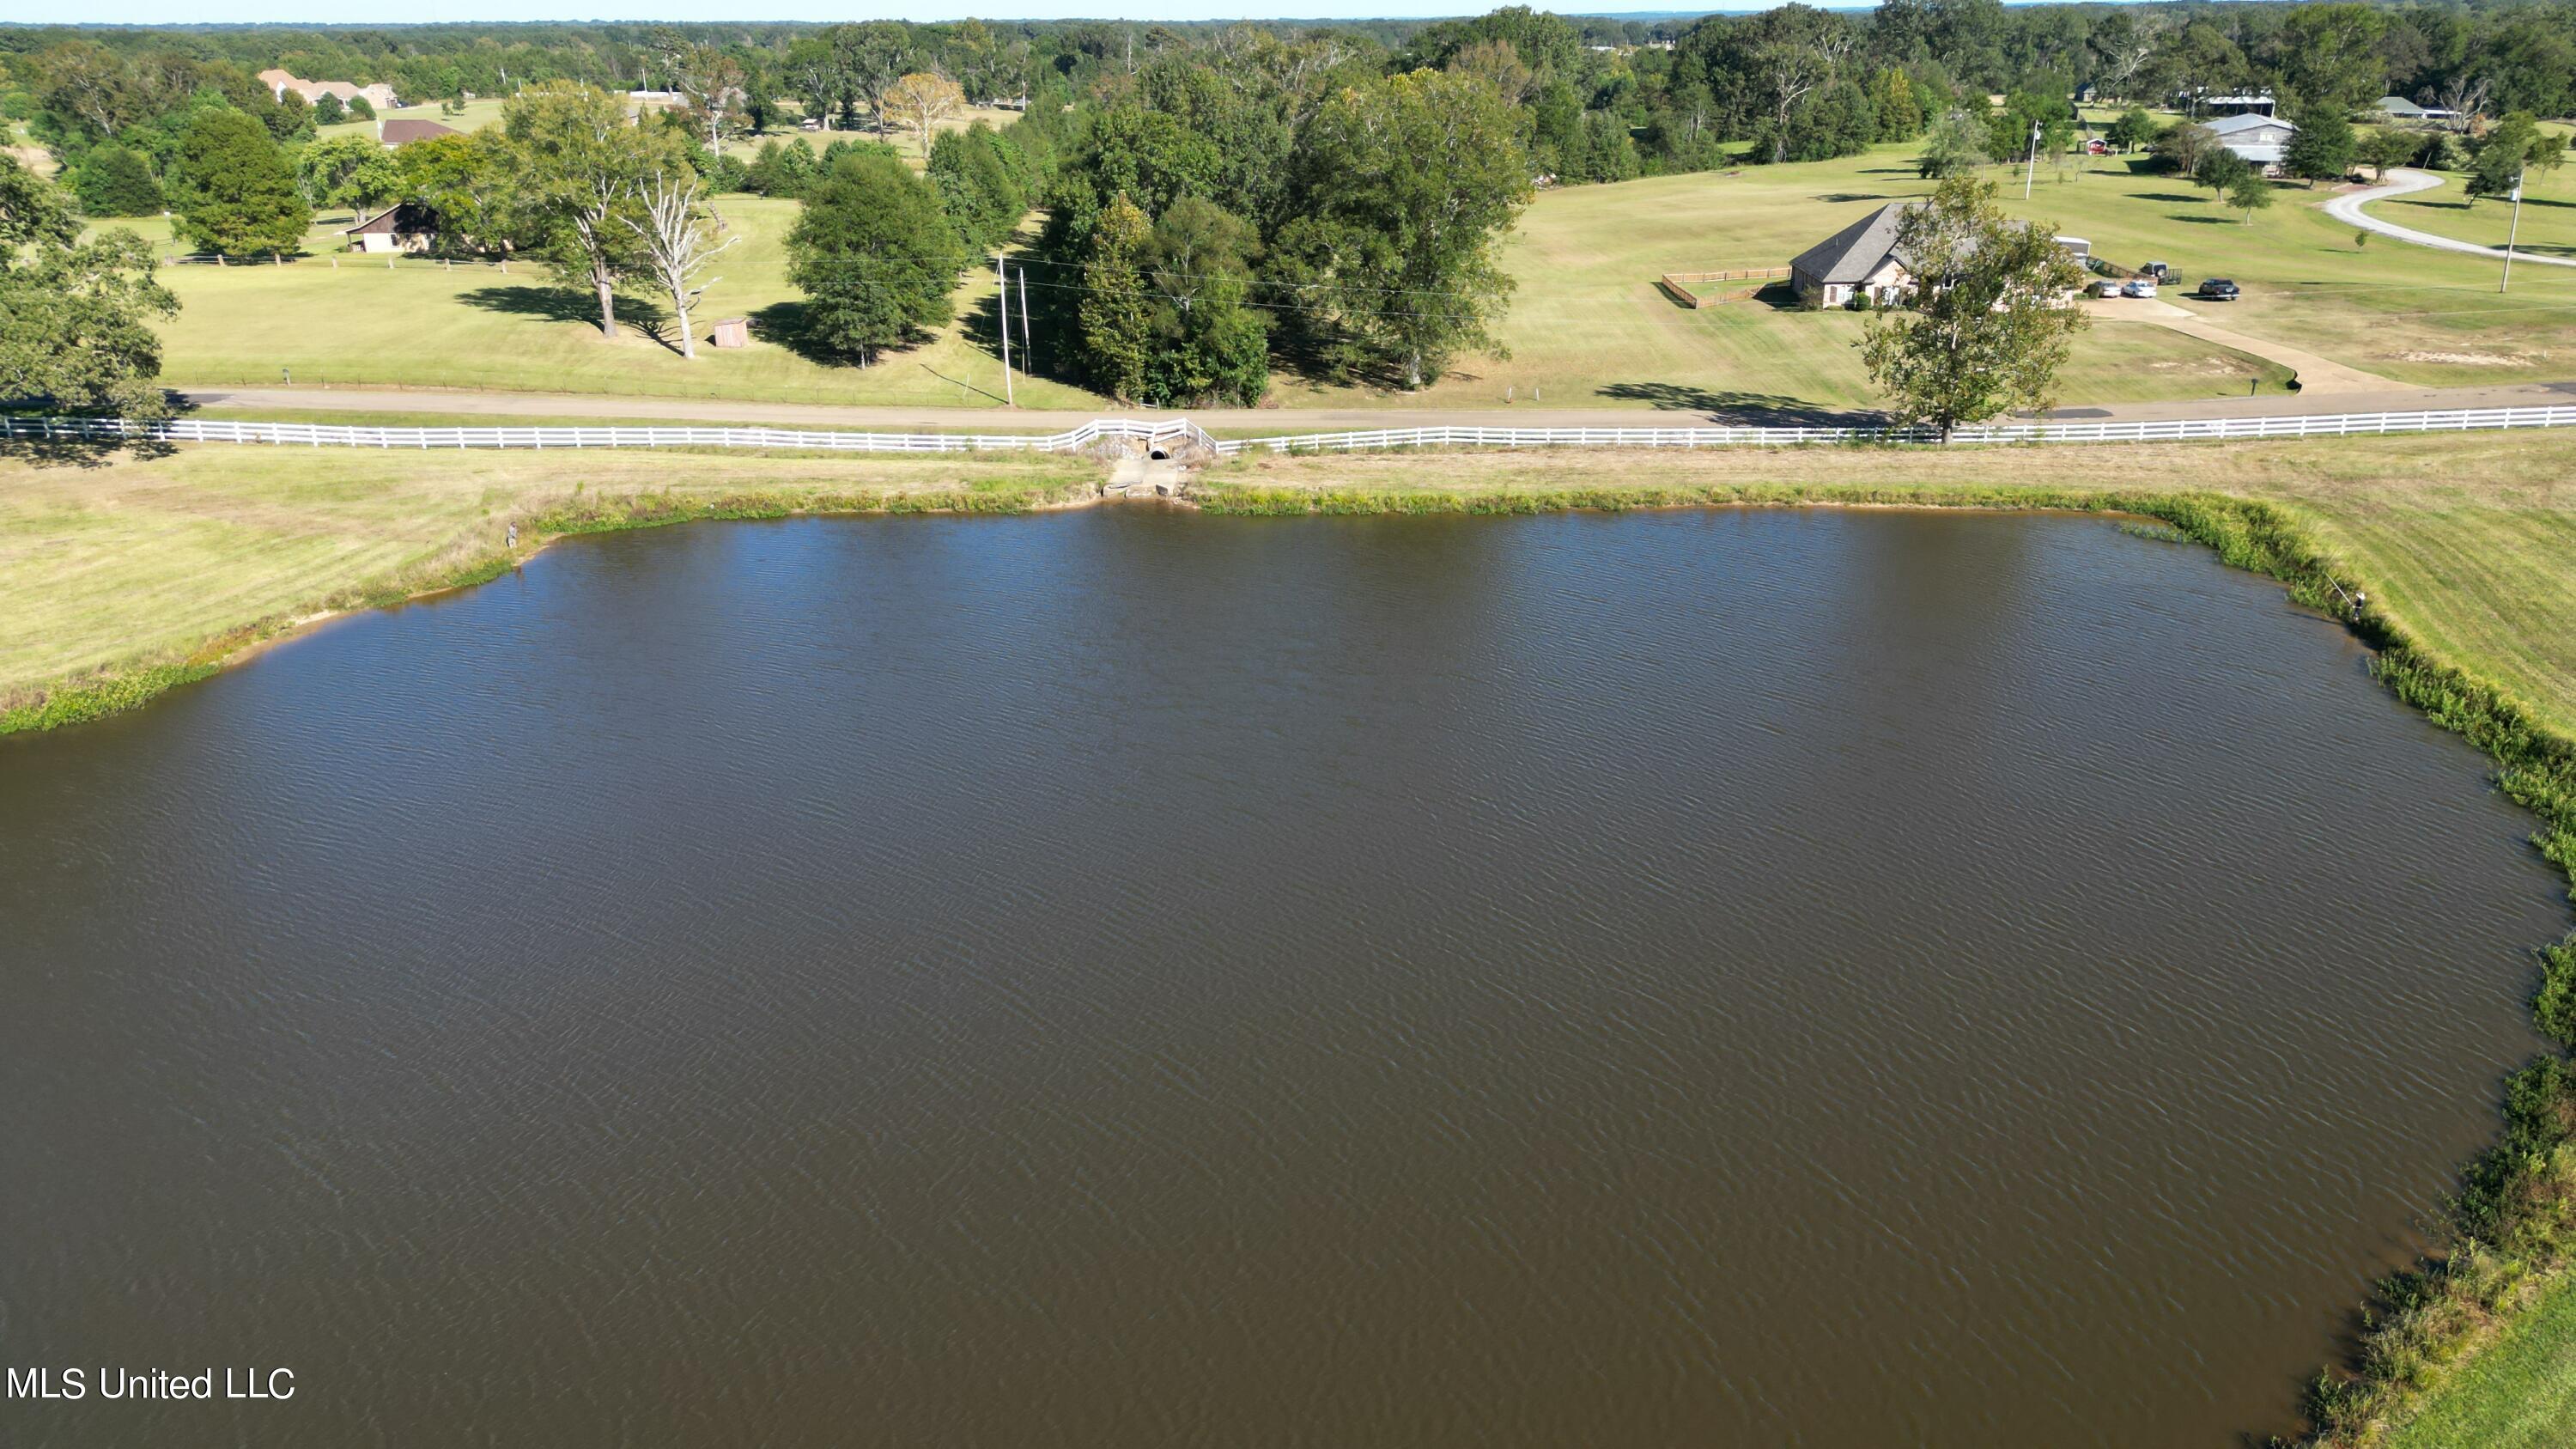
0, 445, 1096, 733
2390, 1273, 2576, 1449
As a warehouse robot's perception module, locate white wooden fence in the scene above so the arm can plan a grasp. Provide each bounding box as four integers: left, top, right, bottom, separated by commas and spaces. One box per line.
8, 406, 2574, 457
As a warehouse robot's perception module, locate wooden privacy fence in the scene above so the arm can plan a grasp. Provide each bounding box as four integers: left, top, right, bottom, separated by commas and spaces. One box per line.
8, 407, 2576, 456
1658, 267, 1793, 307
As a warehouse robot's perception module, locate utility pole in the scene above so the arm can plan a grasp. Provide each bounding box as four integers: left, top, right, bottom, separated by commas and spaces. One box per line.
994, 254, 1014, 405
1018, 267, 1030, 362
2024, 121, 2042, 199
2501, 171, 2525, 294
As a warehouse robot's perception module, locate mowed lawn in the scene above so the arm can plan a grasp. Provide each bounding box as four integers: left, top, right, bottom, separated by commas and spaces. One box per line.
1279, 139, 2576, 410
97, 136, 2576, 415
2390, 1275, 2576, 1449
0, 444, 1096, 704
1218, 428, 2576, 737
117, 198, 1106, 410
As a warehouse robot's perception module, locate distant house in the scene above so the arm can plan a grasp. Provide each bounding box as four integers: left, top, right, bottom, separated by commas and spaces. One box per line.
378, 119, 462, 148
1790, 201, 2088, 308
2374, 95, 2459, 124
342, 203, 436, 254
258, 68, 400, 113
2205, 111, 2296, 174
2190, 89, 2278, 119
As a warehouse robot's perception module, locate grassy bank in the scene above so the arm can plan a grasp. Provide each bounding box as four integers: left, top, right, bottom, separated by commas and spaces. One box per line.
0, 444, 1096, 734
1212, 433, 2576, 740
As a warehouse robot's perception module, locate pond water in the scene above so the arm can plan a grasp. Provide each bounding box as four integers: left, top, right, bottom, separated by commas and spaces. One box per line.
3, 507, 2566, 1447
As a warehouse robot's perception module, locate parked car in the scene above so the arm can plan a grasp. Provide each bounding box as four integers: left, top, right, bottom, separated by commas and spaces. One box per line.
2090, 279, 2123, 298
2142, 261, 2175, 282
2199, 278, 2242, 301
2122, 278, 2158, 298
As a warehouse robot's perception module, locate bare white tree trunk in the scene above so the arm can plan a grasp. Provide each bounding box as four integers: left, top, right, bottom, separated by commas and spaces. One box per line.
621, 167, 739, 361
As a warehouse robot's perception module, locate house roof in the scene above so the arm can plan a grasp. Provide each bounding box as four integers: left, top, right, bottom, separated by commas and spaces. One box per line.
380, 119, 461, 144
2375, 95, 2426, 115
2205, 112, 2293, 137
343, 203, 436, 235
1789, 202, 1919, 284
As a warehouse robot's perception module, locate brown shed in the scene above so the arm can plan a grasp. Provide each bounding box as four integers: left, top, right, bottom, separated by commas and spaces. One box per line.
708, 318, 752, 349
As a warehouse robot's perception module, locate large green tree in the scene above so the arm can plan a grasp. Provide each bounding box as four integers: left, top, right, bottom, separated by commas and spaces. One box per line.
2282, 107, 2357, 186
1077, 191, 1155, 402
1277, 68, 1529, 390
170, 107, 310, 259
784, 149, 959, 364
0, 155, 178, 421
1141, 194, 1268, 407
1859, 177, 2089, 441
496, 82, 683, 338
71, 143, 163, 217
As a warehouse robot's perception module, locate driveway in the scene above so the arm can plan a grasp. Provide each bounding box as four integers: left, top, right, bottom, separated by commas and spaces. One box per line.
2324, 169, 2576, 267
2080, 296, 2393, 394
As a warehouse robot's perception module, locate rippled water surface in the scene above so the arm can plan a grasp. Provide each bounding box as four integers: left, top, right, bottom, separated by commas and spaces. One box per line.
4, 508, 2567, 1447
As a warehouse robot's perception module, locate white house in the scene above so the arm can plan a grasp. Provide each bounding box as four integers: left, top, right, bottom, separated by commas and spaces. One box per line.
2206, 111, 2295, 174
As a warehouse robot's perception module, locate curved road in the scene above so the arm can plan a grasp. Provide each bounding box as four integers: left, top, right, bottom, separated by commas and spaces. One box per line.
2325, 168, 2576, 267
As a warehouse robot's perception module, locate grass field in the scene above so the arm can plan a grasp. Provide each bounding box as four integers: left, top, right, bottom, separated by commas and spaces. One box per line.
2389, 1275, 2576, 1449
72, 134, 2576, 417
1216, 429, 2576, 737
110, 197, 1100, 409
1271, 139, 2576, 411
0, 443, 1095, 710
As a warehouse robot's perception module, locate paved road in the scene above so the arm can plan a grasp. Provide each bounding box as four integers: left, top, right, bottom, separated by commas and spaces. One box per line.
2324, 169, 2576, 267
180, 381, 2576, 432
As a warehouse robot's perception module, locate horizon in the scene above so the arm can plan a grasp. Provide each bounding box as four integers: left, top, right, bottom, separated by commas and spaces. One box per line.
0, 1, 2227, 27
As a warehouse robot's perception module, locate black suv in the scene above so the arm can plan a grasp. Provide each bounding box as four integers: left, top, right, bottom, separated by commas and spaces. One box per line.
2199, 278, 2241, 301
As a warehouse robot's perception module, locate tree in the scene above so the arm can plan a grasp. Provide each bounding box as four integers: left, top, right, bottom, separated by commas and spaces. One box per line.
1870, 68, 1925, 142
1077, 192, 1155, 401
2104, 107, 2159, 154
497, 82, 684, 338
1278, 69, 1531, 390
881, 71, 963, 159
2153, 121, 2216, 176
2360, 126, 2419, 181
1859, 176, 2088, 440
71, 143, 162, 216
2227, 174, 2274, 222
1917, 107, 1988, 180
170, 108, 311, 259
783, 149, 957, 364
313, 93, 346, 127
2272, 4, 2386, 118
297, 133, 399, 214
2191, 145, 2253, 198
660, 41, 746, 158
0, 155, 179, 421
346, 94, 375, 122
620, 164, 737, 360
2468, 112, 2561, 205
927, 122, 1023, 252
2282, 107, 2356, 186
1141, 195, 1269, 406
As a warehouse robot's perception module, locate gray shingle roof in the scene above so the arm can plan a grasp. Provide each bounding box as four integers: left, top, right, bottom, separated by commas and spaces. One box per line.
2204, 112, 2293, 137
1789, 201, 1918, 285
